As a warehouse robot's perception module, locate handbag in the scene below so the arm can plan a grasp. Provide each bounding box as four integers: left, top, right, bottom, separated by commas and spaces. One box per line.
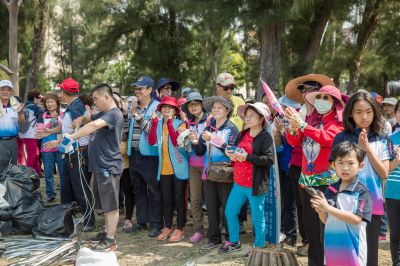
206, 145, 233, 183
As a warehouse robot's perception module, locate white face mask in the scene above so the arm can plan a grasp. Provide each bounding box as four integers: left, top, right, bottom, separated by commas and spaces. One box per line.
314, 99, 333, 114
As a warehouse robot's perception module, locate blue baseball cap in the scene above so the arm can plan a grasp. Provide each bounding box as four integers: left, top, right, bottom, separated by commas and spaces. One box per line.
157, 78, 181, 91
130, 76, 154, 88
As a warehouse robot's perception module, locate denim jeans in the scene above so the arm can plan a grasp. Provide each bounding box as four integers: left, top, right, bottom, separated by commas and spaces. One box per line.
42, 151, 63, 198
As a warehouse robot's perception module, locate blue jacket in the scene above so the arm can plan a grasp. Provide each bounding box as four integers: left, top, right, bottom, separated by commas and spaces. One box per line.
127, 100, 159, 156
155, 118, 189, 180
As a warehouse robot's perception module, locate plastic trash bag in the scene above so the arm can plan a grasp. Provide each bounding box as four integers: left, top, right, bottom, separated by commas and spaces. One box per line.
76, 247, 119, 266
0, 164, 44, 234
32, 204, 76, 238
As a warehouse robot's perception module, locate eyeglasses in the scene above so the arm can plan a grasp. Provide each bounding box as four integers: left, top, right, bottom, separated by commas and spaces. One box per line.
188, 101, 201, 108
315, 94, 330, 101
217, 84, 234, 91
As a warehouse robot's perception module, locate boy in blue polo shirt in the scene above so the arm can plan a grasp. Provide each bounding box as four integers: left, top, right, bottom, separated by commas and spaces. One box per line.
311, 141, 372, 266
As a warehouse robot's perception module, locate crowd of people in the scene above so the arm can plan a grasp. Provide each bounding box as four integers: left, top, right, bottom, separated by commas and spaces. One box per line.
0, 72, 399, 266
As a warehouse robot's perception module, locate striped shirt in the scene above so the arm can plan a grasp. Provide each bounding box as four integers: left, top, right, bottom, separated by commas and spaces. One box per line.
130, 104, 152, 148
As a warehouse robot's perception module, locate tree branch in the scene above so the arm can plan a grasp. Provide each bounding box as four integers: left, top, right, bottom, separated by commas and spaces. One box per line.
0, 0, 10, 7
0, 63, 14, 75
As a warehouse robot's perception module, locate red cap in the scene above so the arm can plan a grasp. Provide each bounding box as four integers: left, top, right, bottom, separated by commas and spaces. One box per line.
59, 78, 79, 93
157, 96, 181, 114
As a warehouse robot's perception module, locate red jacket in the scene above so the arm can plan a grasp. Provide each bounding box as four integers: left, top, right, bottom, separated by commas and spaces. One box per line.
286, 111, 343, 177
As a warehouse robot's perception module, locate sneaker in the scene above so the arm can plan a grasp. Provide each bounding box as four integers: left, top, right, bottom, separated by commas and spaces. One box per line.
148, 227, 162, 238
218, 241, 241, 254
128, 223, 147, 233
95, 237, 118, 251
157, 227, 173, 241
201, 242, 220, 250
379, 235, 386, 241
189, 232, 204, 243
170, 229, 185, 242
296, 243, 308, 257
87, 232, 107, 243
46, 196, 56, 203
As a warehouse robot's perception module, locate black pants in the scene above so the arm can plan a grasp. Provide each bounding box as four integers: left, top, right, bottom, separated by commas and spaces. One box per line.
387, 199, 400, 266
120, 168, 135, 220
160, 174, 187, 230
366, 215, 381, 266
205, 180, 233, 244
299, 185, 325, 266
129, 151, 163, 229
61, 151, 95, 227
280, 167, 296, 240
289, 165, 308, 244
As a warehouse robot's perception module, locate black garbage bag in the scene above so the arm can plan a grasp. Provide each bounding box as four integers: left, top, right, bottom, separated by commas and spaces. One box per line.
0, 164, 44, 234
32, 204, 76, 238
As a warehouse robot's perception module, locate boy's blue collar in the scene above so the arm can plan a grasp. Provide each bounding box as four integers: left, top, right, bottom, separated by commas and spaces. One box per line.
331, 176, 360, 193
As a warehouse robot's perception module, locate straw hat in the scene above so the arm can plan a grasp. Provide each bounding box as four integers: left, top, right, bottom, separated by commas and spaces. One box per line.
284, 74, 334, 104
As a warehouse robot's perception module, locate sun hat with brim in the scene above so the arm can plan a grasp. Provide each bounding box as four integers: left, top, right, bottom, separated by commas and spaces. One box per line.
181, 91, 203, 114
0, 80, 13, 89
203, 96, 233, 115
157, 78, 181, 92
237, 102, 271, 127
278, 96, 301, 109
304, 85, 345, 122
157, 96, 181, 114
382, 97, 398, 106
284, 74, 334, 104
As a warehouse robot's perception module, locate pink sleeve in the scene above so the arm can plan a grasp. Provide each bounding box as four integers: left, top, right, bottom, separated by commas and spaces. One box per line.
148, 118, 159, 145
167, 119, 179, 147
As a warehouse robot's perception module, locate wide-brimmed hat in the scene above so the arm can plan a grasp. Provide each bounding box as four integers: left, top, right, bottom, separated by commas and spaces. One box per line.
203, 96, 233, 115
157, 96, 181, 114
284, 74, 334, 104
278, 96, 301, 109
181, 91, 203, 114
237, 102, 271, 127
157, 78, 181, 92
304, 85, 345, 121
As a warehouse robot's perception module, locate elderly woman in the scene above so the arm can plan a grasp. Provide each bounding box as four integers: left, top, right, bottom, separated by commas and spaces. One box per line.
284, 85, 344, 266
191, 96, 239, 251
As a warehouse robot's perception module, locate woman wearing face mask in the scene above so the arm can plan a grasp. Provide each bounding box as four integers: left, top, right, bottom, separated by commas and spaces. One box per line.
284, 85, 345, 266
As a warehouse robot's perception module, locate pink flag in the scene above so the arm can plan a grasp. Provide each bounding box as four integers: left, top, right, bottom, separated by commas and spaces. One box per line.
260, 79, 284, 116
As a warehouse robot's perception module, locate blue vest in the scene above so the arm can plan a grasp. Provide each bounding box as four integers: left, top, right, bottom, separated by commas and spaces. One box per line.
155, 118, 189, 181
127, 100, 159, 156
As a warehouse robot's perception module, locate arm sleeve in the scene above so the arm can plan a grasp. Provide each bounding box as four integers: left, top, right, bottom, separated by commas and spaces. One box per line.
302, 122, 343, 148
98, 111, 118, 130
246, 132, 274, 167
136, 117, 152, 133
219, 124, 239, 151
148, 117, 159, 145
168, 119, 186, 147
354, 187, 372, 223
285, 128, 302, 146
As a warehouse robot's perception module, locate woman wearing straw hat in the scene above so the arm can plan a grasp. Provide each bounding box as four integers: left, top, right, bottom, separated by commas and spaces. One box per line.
284, 85, 344, 266
191, 96, 239, 250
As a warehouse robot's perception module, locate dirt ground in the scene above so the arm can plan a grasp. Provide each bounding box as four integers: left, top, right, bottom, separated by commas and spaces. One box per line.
0, 177, 393, 266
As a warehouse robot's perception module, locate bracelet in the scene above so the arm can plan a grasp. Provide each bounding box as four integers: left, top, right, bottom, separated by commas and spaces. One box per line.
300, 122, 307, 132
289, 128, 297, 136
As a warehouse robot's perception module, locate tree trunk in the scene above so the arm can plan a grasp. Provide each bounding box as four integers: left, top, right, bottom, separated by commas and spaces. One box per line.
25, 0, 49, 100
211, 43, 218, 95
258, 21, 283, 101
347, 0, 385, 94
295, 1, 334, 76
1, 0, 20, 96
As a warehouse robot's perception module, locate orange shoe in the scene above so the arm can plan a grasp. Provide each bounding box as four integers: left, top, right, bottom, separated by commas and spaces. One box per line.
157, 227, 173, 241
170, 229, 185, 242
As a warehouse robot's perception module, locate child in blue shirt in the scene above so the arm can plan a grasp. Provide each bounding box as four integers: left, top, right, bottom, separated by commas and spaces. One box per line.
311, 141, 372, 266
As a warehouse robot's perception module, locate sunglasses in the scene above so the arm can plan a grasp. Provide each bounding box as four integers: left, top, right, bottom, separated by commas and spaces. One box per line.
315, 94, 330, 101
218, 84, 234, 91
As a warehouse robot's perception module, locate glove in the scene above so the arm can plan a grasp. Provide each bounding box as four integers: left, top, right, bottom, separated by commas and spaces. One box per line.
58, 134, 77, 154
